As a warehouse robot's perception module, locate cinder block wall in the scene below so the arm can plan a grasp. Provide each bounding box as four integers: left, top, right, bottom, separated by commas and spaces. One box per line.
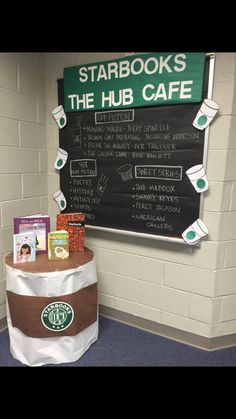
0, 53, 47, 321
0, 52, 235, 343
210, 54, 236, 337
44, 52, 236, 341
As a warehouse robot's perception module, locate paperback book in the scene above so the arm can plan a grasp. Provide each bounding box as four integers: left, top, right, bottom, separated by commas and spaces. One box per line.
48, 230, 69, 260
57, 213, 85, 252
14, 214, 50, 254
13, 232, 36, 263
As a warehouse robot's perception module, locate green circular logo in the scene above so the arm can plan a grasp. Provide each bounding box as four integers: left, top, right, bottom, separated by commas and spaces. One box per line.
60, 117, 65, 126
197, 115, 207, 126
57, 158, 63, 167
41, 301, 74, 332
186, 230, 196, 240
196, 178, 206, 189
60, 199, 65, 208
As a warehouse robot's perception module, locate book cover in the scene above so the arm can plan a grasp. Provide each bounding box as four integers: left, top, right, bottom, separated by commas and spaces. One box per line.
57, 213, 85, 252
48, 230, 69, 260
13, 232, 36, 263
14, 215, 50, 254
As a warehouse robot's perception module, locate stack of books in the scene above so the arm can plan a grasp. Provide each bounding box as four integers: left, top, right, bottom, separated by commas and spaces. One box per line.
12, 213, 86, 263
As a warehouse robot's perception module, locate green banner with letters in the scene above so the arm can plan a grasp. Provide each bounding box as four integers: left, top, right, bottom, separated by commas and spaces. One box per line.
63, 52, 205, 112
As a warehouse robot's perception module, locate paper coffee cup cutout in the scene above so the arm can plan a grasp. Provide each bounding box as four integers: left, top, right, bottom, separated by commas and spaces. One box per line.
182, 218, 208, 245
52, 105, 67, 129
54, 148, 68, 170
186, 164, 209, 193
193, 99, 219, 130
53, 190, 67, 211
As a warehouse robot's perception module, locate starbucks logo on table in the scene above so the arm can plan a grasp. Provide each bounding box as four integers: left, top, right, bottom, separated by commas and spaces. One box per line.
41, 301, 74, 331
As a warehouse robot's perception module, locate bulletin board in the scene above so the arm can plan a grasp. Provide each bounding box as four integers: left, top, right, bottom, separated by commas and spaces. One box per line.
57, 55, 214, 243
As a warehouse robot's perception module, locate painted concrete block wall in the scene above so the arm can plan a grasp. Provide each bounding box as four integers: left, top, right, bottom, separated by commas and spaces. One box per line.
1, 52, 234, 340
210, 53, 236, 337
45, 52, 236, 340
0, 51, 235, 341
0, 53, 47, 320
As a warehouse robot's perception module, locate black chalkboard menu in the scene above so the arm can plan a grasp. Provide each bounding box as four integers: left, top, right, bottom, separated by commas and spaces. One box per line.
58, 58, 210, 241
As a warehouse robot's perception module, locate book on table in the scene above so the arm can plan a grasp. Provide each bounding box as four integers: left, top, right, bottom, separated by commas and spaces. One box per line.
13, 214, 50, 254
13, 232, 36, 263
48, 230, 69, 260
56, 213, 85, 252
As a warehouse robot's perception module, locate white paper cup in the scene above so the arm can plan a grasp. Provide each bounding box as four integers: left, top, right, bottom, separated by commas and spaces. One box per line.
54, 148, 68, 170
186, 164, 209, 193
182, 218, 208, 245
53, 190, 67, 211
193, 99, 219, 130
52, 105, 67, 129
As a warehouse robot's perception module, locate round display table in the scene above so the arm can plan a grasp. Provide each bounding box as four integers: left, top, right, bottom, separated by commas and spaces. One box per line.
5, 247, 98, 366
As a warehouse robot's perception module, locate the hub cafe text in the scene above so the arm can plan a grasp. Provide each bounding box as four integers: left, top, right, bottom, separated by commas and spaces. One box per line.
64, 53, 205, 112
